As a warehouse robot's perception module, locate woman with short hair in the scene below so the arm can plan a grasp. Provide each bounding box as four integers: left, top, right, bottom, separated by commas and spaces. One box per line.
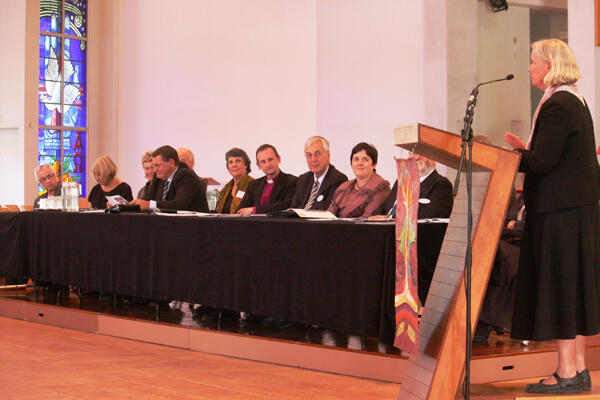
137, 151, 154, 200
215, 147, 254, 214
328, 142, 390, 218
88, 155, 133, 209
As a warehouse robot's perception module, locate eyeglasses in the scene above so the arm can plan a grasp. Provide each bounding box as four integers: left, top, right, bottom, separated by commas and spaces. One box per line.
152, 162, 165, 169
39, 173, 56, 183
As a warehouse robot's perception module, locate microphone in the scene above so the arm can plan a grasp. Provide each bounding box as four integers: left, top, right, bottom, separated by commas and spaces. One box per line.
468, 74, 514, 103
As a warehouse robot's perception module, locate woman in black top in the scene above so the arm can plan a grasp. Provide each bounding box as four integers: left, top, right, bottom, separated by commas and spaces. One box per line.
88, 155, 133, 209
505, 39, 600, 394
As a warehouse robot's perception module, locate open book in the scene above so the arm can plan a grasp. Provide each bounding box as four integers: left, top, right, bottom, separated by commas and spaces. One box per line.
266, 208, 337, 219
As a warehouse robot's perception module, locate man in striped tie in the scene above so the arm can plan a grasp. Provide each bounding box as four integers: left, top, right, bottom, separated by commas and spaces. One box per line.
131, 145, 208, 212
290, 136, 348, 210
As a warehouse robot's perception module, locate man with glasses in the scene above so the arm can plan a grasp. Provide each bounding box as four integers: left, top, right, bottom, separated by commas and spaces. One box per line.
33, 163, 61, 209
290, 136, 347, 210
131, 145, 208, 212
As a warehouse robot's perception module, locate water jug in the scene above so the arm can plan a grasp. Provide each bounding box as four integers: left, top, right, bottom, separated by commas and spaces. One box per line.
62, 182, 80, 212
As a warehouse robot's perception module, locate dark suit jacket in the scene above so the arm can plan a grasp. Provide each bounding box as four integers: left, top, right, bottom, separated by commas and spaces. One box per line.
148, 163, 208, 212
238, 170, 297, 214
378, 169, 453, 219
290, 165, 348, 210
517, 91, 600, 214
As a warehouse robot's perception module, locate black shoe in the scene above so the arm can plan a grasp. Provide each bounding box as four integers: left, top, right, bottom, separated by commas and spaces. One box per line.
473, 322, 492, 343
526, 372, 582, 394
578, 369, 591, 391
193, 305, 217, 317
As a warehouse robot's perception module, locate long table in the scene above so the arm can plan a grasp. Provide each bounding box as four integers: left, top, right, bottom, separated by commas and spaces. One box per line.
0, 211, 446, 344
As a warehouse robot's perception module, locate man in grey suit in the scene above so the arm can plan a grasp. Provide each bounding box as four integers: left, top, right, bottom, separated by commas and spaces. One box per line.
291, 136, 347, 210
33, 163, 62, 209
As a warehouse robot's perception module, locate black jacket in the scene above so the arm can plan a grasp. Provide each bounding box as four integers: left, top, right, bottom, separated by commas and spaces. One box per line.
517, 91, 600, 214
290, 165, 348, 210
238, 170, 297, 214
148, 163, 208, 212
378, 169, 453, 219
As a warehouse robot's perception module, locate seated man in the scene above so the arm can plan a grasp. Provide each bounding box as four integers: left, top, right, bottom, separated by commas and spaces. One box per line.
377, 154, 453, 219
237, 144, 297, 215
33, 163, 62, 209
131, 145, 208, 212
291, 136, 347, 210
177, 147, 195, 170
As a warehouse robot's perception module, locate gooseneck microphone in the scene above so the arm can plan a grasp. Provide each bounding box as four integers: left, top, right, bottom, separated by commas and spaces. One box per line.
459, 72, 513, 400
468, 74, 514, 103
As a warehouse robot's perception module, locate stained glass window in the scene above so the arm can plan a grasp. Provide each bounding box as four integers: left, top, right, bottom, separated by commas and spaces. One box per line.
38, 0, 87, 196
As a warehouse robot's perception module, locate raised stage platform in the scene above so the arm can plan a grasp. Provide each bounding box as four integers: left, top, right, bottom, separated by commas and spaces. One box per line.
1, 286, 599, 399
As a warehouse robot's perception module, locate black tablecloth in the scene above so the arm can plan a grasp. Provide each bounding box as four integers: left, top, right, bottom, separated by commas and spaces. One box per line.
0, 212, 396, 341
0, 212, 446, 344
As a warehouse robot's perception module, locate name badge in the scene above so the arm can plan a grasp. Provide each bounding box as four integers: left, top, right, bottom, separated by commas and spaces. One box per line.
316, 194, 324, 202
419, 198, 431, 204
236, 190, 245, 199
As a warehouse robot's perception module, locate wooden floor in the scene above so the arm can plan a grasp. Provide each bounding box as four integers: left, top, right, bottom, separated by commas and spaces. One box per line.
0, 316, 399, 399
2, 285, 600, 399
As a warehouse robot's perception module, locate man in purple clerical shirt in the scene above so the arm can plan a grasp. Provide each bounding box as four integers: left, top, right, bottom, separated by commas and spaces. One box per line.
236, 144, 297, 215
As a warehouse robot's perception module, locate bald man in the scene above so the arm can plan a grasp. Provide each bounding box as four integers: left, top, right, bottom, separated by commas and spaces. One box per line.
177, 147, 195, 170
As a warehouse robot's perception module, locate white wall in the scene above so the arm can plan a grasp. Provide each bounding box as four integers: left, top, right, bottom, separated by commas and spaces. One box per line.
316, 1, 425, 181
476, 3, 531, 144
568, 0, 600, 146
0, 0, 25, 205
116, 0, 318, 193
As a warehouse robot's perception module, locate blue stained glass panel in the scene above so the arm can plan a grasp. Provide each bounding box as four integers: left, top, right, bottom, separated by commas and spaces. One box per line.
40, 0, 62, 34
38, 90, 62, 127
63, 105, 86, 128
63, 130, 86, 196
65, 0, 87, 38
64, 38, 86, 62
39, 35, 60, 61
69, 61, 87, 84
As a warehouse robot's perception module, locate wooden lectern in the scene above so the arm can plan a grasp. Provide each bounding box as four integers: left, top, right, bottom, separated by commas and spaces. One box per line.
394, 123, 520, 399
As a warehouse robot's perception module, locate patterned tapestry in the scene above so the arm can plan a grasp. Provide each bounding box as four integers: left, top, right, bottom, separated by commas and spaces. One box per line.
393, 158, 420, 354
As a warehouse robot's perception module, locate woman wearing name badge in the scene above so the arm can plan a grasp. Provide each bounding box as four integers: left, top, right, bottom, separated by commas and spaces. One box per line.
88, 155, 133, 209
215, 148, 254, 214
328, 142, 390, 218
505, 39, 600, 394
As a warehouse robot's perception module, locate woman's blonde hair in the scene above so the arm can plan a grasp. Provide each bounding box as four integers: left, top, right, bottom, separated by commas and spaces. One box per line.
92, 155, 117, 186
532, 39, 580, 87
141, 151, 153, 165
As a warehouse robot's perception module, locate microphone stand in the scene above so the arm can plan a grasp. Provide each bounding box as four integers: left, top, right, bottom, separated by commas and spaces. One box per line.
453, 86, 478, 400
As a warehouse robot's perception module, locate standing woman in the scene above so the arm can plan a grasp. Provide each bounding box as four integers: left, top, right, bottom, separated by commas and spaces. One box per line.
215, 148, 254, 214
505, 39, 600, 394
88, 155, 133, 209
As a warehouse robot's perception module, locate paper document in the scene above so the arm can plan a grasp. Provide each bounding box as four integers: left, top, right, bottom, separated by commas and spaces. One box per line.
106, 195, 129, 206
287, 208, 337, 219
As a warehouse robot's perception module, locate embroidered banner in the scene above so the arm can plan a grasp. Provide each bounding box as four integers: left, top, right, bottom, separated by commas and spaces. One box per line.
393, 157, 420, 354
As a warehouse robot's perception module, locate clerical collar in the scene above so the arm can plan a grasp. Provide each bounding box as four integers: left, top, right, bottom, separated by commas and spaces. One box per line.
265, 172, 280, 184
